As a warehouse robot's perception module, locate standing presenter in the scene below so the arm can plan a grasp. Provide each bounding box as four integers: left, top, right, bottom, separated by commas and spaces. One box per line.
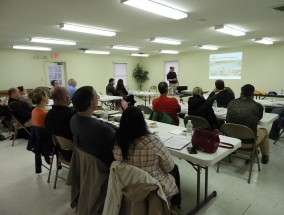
167, 66, 178, 94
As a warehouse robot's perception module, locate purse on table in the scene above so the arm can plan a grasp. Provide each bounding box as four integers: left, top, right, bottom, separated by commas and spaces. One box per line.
191, 128, 234, 153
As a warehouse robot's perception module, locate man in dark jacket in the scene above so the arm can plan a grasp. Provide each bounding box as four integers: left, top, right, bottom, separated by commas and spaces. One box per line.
226, 84, 270, 164
207, 79, 235, 107
106, 78, 117, 96
7, 87, 32, 126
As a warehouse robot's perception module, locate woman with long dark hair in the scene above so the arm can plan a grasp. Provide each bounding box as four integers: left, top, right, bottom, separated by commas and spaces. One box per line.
115, 79, 136, 106
113, 106, 179, 200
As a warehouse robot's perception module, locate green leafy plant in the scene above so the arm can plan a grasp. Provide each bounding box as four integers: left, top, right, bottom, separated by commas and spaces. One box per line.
132, 63, 149, 91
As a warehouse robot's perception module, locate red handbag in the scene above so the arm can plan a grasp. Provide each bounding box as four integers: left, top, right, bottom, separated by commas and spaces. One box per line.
191, 128, 234, 153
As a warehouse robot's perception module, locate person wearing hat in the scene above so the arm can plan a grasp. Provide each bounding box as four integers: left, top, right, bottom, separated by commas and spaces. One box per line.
188, 86, 220, 130
226, 84, 270, 164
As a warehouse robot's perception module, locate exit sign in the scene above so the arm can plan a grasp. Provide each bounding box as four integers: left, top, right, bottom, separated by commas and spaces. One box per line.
52, 53, 59, 59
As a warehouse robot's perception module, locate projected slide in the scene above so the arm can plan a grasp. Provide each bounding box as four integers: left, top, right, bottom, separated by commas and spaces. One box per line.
209, 52, 242, 79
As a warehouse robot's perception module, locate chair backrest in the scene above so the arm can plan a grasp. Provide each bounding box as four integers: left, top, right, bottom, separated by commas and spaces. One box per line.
221, 123, 255, 149
53, 135, 74, 151
149, 85, 157, 92
137, 105, 153, 115
184, 115, 211, 129
149, 111, 175, 125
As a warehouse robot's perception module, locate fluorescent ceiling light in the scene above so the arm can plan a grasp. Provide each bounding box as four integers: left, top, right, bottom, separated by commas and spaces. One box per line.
111, 45, 139, 51
60, 23, 116, 37
150, 37, 181, 45
198, 45, 218, 50
214, 25, 246, 36
12, 45, 51, 51
30, 37, 76, 45
84, 50, 110, 55
159, 50, 179, 54
254, 38, 273, 45
121, 0, 187, 20
130, 53, 149, 57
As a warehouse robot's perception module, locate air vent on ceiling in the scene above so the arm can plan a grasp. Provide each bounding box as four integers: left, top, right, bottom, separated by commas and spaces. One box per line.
273, 5, 284, 12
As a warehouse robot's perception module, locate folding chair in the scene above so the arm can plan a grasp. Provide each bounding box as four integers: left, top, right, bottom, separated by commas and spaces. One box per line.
51, 135, 74, 189
217, 123, 261, 184
183, 115, 211, 130
11, 115, 31, 146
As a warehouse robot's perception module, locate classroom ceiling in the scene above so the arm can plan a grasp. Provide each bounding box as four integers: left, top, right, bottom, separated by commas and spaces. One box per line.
1, 0, 284, 56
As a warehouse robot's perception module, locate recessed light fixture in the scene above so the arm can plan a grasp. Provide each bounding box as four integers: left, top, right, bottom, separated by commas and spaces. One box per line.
130, 53, 149, 57
150, 37, 181, 45
121, 0, 187, 20
84, 50, 110, 55
30, 37, 76, 45
12, 45, 52, 51
111, 45, 139, 51
214, 25, 246, 36
198, 45, 218, 50
60, 23, 116, 37
159, 50, 179, 54
254, 38, 273, 45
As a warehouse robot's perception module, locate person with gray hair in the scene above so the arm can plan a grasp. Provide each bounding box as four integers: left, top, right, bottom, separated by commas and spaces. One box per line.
68, 78, 77, 99
188, 86, 220, 130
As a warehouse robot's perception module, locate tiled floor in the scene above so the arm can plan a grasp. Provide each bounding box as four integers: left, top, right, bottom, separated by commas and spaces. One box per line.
1, 106, 284, 214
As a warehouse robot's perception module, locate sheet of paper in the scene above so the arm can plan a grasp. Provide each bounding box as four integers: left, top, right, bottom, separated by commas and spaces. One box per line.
168, 129, 184, 135
164, 137, 189, 150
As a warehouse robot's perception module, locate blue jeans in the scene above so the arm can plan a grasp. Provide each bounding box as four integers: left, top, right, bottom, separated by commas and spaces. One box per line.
269, 108, 284, 140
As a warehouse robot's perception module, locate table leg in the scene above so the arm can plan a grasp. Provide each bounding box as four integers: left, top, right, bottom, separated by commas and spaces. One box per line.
187, 162, 217, 215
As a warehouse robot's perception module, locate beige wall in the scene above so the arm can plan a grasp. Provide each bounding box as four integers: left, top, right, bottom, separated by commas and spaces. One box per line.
1, 43, 284, 96
141, 43, 284, 96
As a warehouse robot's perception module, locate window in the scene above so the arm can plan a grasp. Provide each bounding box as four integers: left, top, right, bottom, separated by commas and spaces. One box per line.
114, 63, 127, 85
165, 61, 179, 82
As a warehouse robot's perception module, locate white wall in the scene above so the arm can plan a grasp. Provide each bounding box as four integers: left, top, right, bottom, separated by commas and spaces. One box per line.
1, 43, 284, 96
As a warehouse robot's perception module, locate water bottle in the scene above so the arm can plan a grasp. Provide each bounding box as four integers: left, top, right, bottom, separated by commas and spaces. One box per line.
213, 100, 218, 111
103, 107, 109, 121
186, 120, 193, 141
281, 89, 284, 95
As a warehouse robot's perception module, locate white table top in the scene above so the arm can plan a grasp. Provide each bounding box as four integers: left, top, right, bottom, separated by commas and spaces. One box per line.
181, 105, 278, 126
146, 120, 241, 167
129, 91, 158, 96
99, 95, 123, 102
255, 99, 284, 108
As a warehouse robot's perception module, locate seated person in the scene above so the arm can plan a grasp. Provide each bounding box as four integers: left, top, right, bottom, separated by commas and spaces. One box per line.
28, 87, 53, 169
115, 79, 136, 106
50, 80, 59, 95
113, 107, 180, 206
106, 78, 117, 96
68, 78, 77, 99
30, 88, 49, 128
17, 86, 33, 108
45, 86, 75, 141
8, 87, 32, 126
207, 79, 235, 107
0, 101, 10, 128
152, 82, 181, 125
268, 107, 284, 140
226, 84, 270, 164
188, 87, 220, 130
70, 86, 116, 167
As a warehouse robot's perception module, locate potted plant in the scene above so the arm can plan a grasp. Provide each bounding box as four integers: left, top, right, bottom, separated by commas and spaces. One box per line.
132, 63, 149, 91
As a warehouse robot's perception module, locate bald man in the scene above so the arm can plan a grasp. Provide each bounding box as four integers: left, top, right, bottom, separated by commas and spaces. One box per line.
45, 86, 75, 140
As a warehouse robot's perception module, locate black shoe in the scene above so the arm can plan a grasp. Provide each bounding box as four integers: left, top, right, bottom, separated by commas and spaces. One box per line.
261, 155, 269, 164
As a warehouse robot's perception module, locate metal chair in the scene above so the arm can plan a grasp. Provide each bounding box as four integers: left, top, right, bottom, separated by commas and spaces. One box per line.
137, 105, 153, 115
273, 125, 284, 144
11, 115, 31, 146
183, 115, 211, 130
217, 123, 261, 184
49, 135, 74, 189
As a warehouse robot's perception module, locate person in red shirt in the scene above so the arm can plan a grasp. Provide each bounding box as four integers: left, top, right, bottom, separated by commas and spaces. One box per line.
152, 82, 181, 125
